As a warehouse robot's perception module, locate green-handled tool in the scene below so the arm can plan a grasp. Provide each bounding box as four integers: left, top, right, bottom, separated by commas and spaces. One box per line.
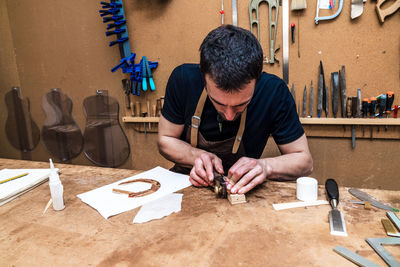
349, 188, 399, 212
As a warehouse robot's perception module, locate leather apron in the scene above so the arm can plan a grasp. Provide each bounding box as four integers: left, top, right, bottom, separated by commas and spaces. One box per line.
171, 88, 247, 175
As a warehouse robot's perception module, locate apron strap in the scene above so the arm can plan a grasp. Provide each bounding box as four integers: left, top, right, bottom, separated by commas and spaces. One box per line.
190, 89, 208, 148
190, 88, 247, 155
232, 108, 247, 154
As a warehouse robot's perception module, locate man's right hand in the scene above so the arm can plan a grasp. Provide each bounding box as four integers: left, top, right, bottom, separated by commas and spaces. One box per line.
189, 152, 224, 187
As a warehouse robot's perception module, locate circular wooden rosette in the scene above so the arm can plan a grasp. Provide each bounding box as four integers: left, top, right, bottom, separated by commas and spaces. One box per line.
112, 178, 161, 197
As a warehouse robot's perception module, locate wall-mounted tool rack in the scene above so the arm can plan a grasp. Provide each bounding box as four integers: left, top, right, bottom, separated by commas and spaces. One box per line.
300, 118, 400, 125
301, 118, 400, 144
122, 117, 400, 136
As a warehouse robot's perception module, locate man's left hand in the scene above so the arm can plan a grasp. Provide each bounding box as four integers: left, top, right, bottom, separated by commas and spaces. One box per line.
227, 157, 272, 194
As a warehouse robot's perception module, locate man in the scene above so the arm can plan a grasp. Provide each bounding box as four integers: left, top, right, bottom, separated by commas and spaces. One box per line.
158, 25, 313, 194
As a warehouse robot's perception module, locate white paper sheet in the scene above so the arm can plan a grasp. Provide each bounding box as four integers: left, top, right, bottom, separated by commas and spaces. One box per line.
0, 169, 57, 205
133, 193, 183, 224
77, 166, 191, 219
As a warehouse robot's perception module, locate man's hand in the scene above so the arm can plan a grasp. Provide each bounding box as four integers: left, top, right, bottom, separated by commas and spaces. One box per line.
189, 152, 224, 187
227, 157, 272, 194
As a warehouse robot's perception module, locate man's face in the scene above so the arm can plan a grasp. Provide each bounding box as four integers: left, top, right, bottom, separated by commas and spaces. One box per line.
205, 74, 255, 121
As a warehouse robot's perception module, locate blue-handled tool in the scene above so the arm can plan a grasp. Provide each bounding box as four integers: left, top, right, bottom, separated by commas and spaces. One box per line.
141, 58, 148, 91
144, 57, 156, 91
103, 15, 123, 23
106, 20, 126, 29
106, 28, 126, 36
109, 37, 128, 47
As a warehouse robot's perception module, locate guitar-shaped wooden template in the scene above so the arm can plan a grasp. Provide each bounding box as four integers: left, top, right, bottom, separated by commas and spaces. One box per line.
42, 88, 84, 162
83, 90, 130, 167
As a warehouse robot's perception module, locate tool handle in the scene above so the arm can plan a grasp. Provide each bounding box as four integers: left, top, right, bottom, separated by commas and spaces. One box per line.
325, 178, 339, 204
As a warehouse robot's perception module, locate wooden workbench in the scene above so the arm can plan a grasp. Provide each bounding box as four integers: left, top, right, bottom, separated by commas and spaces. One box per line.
0, 158, 399, 266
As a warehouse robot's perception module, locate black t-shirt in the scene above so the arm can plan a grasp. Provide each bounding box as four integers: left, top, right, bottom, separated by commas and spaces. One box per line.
161, 64, 304, 159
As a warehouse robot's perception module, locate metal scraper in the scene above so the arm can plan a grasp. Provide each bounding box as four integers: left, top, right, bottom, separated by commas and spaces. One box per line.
349, 188, 399, 212
326, 179, 347, 236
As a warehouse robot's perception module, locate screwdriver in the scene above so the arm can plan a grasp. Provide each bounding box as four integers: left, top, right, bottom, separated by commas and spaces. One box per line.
394, 105, 398, 118
377, 94, 387, 131
369, 97, 377, 117
386, 91, 395, 117
362, 98, 369, 118
291, 23, 295, 43
361, 98, 369, 136
369, 97, 377, 139
377, 94, 387, 118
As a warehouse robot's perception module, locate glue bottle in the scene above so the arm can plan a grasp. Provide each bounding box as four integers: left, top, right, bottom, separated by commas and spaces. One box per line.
49, 159, 65, 211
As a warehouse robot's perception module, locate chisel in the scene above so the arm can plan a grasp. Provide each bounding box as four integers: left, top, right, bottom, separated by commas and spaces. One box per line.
320, 61, 328, 117
324, 85, 329, 117
331, 72, 339, 118
302, 85, 307, 117
326, 179, 347, 236
317, 74, 323, 118
339, 66, 347, 118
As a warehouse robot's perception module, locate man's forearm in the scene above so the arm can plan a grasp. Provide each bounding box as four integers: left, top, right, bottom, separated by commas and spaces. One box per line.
261, 152, 313, 181
158, 136, 206, 167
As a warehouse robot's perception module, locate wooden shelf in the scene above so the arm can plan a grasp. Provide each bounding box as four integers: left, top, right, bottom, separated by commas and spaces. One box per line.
122, 116, 160, 123
300, 118, 400, 126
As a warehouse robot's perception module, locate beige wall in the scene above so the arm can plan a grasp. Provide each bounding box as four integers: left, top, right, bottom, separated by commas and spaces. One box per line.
0, 0, 399, 188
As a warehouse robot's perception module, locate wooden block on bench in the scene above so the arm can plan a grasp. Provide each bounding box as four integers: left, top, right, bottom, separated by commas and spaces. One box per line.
228, 193, 246, 205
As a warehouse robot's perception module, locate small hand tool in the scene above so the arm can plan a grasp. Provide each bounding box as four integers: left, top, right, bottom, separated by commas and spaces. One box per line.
349, 188, 399, 212
362, 98, 369, 136
302, 85, 307, 117
0, 172, 28, 184
106, 20, 126, 30
377, 94, 387, 118
333, 246, 380, 267
356, 89, 361, 118
317, 74, 323, 118
381, 218, 400, 237
339, 66, 347, 118
326, 179, 347, 236
291, 23, 295, 43
309, 81, 313, 117
346, 97, 352, 118
106, 28, 126, 36
212, 171, 228, 198
366, 238, 400, 266
331, 72, 339, 118
394, 105, 398, 118
362, 98, 369, 118
386, 91, 394, 117
324, 86, 329, 117
103, 15, 123, 23
351, 0, 365, 19
320, 61, 328, 117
